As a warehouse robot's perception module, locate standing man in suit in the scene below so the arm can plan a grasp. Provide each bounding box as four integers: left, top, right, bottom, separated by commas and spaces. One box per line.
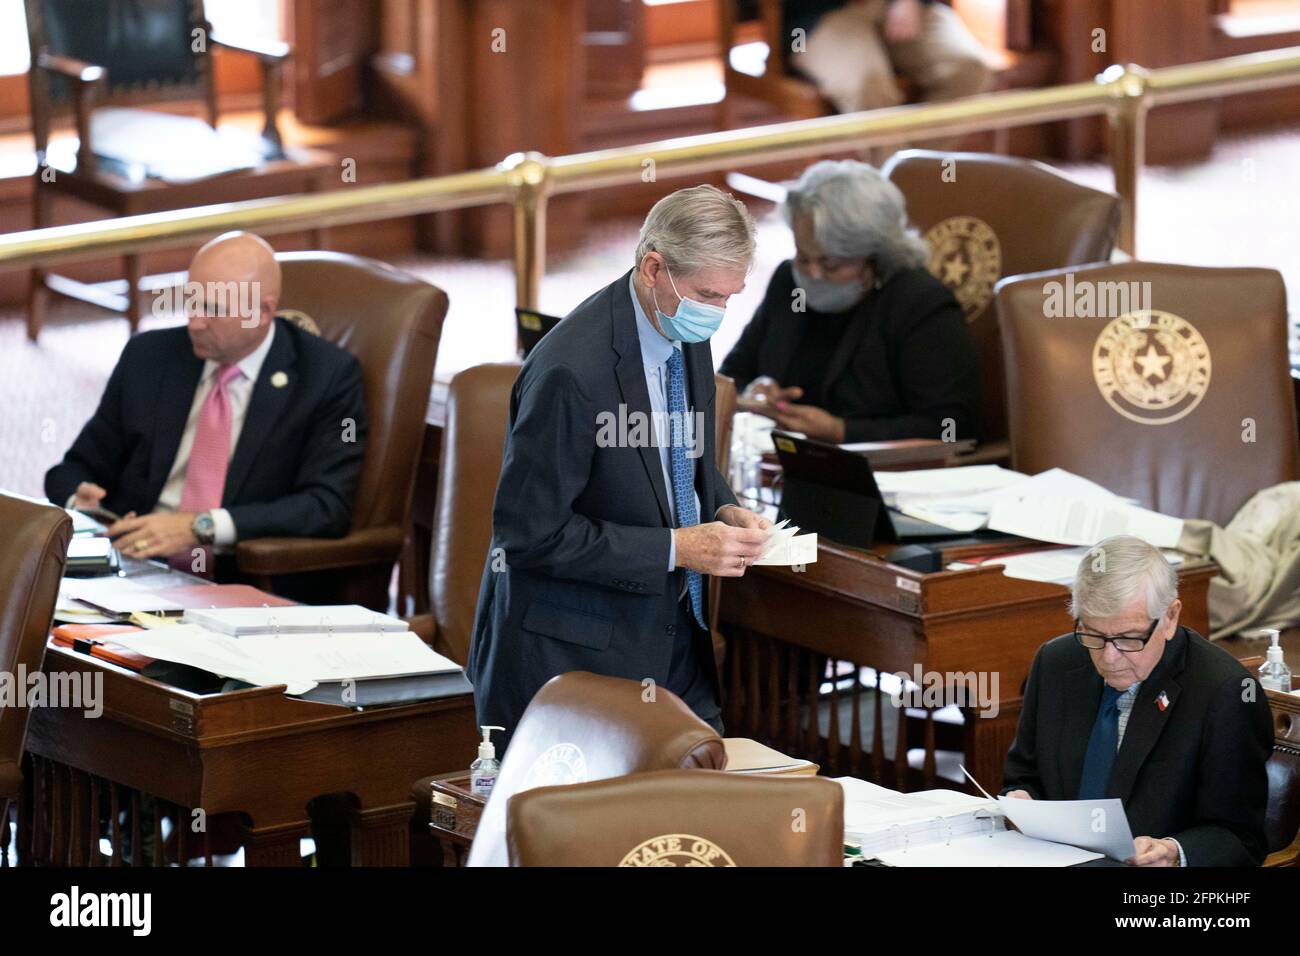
469, 185, 771, 750
1002, 535, 1273, 866
46, 231, 367, 577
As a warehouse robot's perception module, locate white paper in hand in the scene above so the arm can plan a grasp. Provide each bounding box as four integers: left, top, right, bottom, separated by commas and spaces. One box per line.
752, 518, 818, 566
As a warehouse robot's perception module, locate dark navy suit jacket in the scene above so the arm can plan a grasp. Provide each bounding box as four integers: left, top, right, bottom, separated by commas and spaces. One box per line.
45, 316, 367, 541
467, 271, 736, 748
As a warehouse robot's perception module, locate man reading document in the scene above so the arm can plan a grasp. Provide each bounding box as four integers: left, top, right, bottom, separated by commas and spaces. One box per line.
468, 186, 772, 751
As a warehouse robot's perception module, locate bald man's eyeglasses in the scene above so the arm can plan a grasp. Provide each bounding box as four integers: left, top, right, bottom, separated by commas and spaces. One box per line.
1074, 618, 1160, 653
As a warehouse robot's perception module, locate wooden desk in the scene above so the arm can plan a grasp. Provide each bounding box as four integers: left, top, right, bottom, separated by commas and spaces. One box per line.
18, 560, 476, 866
718, 541, 1215, 793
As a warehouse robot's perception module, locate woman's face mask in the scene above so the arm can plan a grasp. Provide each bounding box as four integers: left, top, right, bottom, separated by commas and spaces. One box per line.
792, 262, 870, 314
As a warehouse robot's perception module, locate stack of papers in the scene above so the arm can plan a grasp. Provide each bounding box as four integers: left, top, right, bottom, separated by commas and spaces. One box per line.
836, 773, 1135, 866
105, 604, 465, 704
723, 738, 818, 775
875, 465, 1186, 550
753, 518, 817, 566
950, 545, 1185, 585
182, 604, 408, 636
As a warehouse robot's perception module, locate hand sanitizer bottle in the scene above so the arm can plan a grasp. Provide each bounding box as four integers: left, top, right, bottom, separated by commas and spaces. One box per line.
470, 726, 504, 798
1259, 630, 1293, 693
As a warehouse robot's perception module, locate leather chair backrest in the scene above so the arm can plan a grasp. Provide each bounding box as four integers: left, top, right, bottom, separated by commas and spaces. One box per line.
467, 672, 726, 866
1265, 689, 1300, 856
882, 150, 1121, 444
506, 768, 845, 866
997, 261, 1299, 526
0, 494, 72, 800
430, 362, 520, 665
277, 251, 447, 535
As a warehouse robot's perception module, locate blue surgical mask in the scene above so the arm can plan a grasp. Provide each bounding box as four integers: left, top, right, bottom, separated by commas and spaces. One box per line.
653, 266, 725, 343
791, 263, 869, 314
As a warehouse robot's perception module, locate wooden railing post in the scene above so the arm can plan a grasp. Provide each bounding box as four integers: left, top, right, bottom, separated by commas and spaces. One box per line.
1101, 63, 1151, 258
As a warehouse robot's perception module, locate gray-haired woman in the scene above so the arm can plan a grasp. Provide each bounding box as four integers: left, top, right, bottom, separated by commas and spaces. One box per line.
720, 159, 980, 443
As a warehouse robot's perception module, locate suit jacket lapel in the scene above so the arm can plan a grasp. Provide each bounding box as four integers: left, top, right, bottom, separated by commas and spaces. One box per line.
222, 319, 298, 505
1057, 656, 1103, 799
1108, 629, 1188, 801
611, 273, 672, 527
146, 348, 204, 508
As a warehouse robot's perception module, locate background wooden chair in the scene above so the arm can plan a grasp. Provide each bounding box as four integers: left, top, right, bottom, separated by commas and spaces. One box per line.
883, 150, 1122, 463
233, 251, 447, 609
997, 261, 1300, 526
0, 493, 72, 866
506, 768, 843, 866
23, 0, 330, 340
717, 0, 834, 131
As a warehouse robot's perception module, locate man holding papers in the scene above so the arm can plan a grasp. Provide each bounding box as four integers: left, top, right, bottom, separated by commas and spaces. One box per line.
1002, 536, 1273, 866
468, 186, 772, 752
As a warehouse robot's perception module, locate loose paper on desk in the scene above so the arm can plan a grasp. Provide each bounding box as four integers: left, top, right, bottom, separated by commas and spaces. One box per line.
182, 604, 408, 636
873, 828, 1102, 867
996, 796, 1136, 862
987, 493, 1184, 549
964, 545, 1184, 585
752, 518, 818, 566
961, 765, 1137, 861
109, 623, 459, 696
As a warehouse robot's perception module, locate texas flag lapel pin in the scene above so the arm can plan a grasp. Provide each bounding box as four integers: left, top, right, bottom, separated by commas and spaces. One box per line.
1156, 690, 1171, 712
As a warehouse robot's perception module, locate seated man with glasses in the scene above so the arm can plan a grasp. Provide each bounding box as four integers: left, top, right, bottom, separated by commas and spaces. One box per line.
1001, 535, 1273, 866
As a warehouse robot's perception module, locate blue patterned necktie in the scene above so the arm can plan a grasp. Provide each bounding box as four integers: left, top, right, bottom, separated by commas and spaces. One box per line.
1076, 684, 1123, 799
666, 348, 706, 630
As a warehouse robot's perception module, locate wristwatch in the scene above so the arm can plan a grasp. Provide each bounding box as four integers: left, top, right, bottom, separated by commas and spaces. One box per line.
192, 511, 216, 545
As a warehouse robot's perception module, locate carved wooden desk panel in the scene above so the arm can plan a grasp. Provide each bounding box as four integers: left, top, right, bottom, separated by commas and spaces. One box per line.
22, 647, 476, 866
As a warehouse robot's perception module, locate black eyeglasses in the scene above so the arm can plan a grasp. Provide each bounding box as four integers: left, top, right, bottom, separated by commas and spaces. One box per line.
1073, 617, 1160, 653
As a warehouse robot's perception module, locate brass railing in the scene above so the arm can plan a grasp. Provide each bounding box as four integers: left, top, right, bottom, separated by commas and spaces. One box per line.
1, 46, 1299, 311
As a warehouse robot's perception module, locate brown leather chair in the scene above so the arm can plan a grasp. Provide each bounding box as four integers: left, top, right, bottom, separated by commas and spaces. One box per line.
882, 150, 1121, 460
409, 362, 520, 664
997, 261, 1300, 527
233, 251, 448, 609
1263, 685, 1300, 867
466, 672, 726, 867
506, 768, 844, 866
0, 494, 72, 828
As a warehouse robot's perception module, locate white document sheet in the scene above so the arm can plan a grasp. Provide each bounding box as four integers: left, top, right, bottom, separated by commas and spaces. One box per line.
874, 465, 1028, 505
182, 604, 409, 636
987, 494, 1184, 549
982, 545, 1186, 585
997, 796, 1137, 862
874, 828, 1103, 867
752, 518, 818, 566
109, 624, 458, 696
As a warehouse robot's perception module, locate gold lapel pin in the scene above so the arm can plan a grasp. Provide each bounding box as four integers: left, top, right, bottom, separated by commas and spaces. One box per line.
270, 371, 289, 388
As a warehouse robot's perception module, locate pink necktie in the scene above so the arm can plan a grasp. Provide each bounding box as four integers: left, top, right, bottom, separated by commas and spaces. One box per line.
172, 364, 241, 574
180, 364, 243, 513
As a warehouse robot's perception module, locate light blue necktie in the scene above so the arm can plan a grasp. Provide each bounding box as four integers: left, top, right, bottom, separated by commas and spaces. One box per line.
666, 348, 706, 630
